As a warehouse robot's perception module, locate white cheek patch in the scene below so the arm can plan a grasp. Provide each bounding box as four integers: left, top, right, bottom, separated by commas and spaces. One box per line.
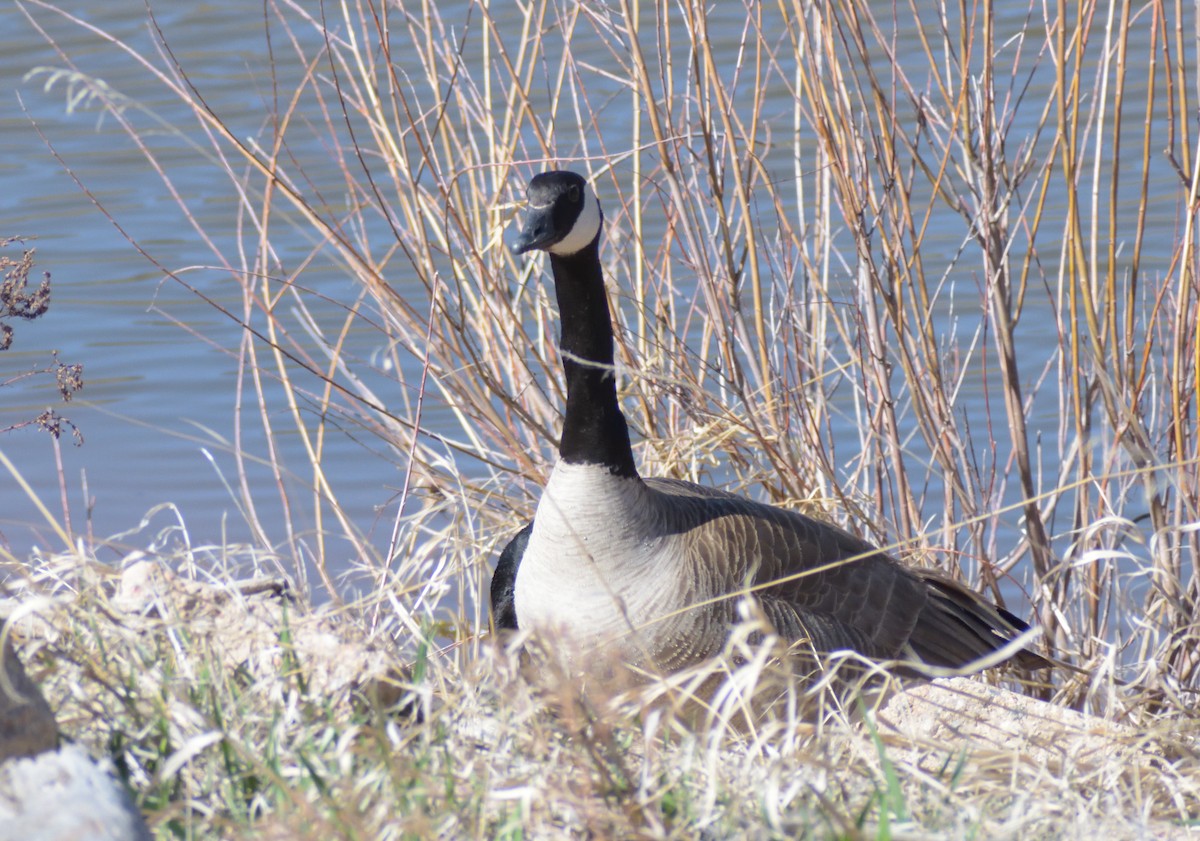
548, 185, 602, 256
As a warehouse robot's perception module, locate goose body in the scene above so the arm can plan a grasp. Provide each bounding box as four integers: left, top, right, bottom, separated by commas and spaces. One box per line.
492, 170, 1044, 676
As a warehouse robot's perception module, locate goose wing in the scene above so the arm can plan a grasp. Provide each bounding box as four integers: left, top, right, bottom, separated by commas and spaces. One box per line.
490, 522, 530, 632
644, 478, 1040, 669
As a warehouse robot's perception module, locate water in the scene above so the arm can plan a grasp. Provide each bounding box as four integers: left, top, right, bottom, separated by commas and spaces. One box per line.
0, 2, 1187, 616
1, 2, 346, 558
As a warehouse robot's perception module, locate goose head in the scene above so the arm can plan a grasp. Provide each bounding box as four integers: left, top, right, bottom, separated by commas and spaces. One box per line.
511, 170, 603, 257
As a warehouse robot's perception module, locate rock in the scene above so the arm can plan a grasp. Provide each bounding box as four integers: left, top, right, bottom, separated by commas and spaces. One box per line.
0, 744, 153, 841
875, 677, 1156, 780
115, 561, 403, 708
0, 633, 57, 762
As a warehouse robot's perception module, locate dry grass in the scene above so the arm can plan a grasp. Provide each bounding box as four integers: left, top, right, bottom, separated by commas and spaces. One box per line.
4, 0, 1200, 836
5, 545, 1200, 839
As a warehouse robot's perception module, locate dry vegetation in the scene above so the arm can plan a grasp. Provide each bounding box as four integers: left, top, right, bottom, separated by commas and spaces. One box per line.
0, 238, 83, 443
4, 0, 1200, 837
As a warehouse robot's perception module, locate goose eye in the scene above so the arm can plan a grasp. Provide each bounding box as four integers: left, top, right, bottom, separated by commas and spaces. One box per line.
568, 185, 581, 203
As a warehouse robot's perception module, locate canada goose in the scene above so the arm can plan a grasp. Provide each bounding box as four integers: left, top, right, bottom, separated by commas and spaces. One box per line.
492, 170, 1046, 678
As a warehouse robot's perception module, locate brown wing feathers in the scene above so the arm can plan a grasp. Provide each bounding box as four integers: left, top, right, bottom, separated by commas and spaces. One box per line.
908, 571, 1049, 670
646, 478, 1044, 672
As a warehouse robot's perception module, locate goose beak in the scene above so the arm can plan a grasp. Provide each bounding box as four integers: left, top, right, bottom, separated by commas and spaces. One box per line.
509, 204, 559, 255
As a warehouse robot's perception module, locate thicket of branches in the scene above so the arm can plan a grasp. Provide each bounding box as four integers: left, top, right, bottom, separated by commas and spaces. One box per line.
15, 0, 1199, 707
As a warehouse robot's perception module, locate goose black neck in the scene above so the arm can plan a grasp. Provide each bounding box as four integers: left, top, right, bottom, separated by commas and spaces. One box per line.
549, 240, 637, 478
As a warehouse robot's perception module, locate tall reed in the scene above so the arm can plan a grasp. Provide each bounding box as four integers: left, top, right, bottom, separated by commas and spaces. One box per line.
19, 0, 1199, 709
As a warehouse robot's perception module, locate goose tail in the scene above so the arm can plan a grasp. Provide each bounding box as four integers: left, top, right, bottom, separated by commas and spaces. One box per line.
906, 570, 1051, 671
